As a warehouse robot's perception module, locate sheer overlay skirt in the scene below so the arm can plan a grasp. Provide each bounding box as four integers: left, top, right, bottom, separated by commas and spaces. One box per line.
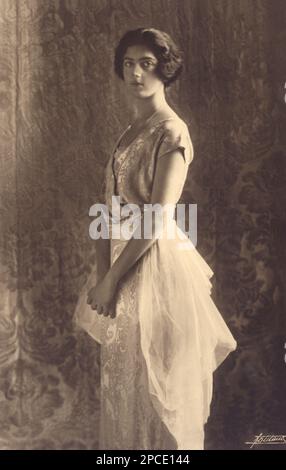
73, 216, 237, 450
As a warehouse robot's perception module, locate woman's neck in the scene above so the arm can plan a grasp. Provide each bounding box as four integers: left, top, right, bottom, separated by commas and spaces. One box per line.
129, 91, 170, 125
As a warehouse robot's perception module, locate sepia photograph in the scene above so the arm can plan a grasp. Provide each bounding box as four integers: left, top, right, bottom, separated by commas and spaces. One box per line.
0, 0, 285, 452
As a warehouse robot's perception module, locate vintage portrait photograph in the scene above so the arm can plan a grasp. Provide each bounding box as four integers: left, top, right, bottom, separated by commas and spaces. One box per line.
0, 0, 285, 453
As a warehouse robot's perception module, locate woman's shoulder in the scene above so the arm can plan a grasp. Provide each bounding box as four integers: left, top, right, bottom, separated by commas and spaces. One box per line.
151, 112, 191, 146
153, 110, 190, 134
152, 111, 194, 164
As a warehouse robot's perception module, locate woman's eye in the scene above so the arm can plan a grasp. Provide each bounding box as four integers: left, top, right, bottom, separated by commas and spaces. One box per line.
142, 61, 154, 68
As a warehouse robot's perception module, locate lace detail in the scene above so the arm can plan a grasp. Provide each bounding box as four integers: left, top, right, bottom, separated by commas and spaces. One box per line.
112, 146, 129, 196
99, 246, 177, 450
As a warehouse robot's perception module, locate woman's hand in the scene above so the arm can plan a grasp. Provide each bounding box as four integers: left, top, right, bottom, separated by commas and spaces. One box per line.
86, 271, 119, 319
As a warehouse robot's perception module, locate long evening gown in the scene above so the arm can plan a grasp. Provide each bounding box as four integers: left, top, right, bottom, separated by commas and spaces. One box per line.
73, 113, 237, 450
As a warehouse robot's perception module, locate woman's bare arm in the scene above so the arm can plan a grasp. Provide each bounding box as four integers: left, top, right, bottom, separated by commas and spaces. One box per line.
106, 149, 190, 285
96, 237, 110, 280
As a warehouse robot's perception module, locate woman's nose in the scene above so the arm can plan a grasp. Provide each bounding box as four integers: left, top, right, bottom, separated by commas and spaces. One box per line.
133, 62, 142, 76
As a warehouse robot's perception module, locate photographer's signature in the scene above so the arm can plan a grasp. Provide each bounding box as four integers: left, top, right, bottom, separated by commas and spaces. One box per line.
246, 433, 286, 448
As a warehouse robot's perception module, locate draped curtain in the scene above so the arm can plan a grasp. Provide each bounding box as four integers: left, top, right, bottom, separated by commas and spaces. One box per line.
0, 0, 285, 450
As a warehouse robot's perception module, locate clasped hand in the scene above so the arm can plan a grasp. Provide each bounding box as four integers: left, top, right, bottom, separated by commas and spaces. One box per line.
86, 272, 118, 319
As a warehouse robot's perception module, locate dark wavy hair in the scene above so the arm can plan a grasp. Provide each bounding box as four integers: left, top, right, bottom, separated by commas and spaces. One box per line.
114, 28, 184, 89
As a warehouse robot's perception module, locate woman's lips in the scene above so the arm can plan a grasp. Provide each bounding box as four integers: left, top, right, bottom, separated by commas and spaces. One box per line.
131, 83, 144, 87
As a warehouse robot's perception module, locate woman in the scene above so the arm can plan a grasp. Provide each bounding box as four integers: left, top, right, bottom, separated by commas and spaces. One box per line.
73, 28, 237, 450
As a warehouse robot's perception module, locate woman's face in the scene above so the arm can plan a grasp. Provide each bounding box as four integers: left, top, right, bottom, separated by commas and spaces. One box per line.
122, 44, 164, 97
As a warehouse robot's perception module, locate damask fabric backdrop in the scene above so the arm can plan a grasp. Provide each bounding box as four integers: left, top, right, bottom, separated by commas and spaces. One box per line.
0, 0, 285, 450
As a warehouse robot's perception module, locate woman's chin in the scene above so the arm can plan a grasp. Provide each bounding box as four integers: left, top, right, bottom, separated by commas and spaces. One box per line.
131, 86, 145, 93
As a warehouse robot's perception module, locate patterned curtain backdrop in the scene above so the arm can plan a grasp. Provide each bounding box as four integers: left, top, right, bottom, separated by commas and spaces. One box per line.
0, 0, 285, 450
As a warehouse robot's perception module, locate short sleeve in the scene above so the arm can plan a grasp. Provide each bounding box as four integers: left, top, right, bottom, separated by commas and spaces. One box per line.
157, 119, 194, 165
